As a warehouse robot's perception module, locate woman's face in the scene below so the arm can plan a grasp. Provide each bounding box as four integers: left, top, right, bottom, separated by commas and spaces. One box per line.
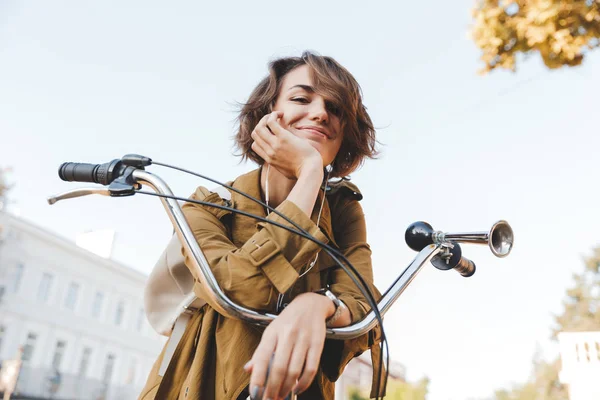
272, 65, 344, 167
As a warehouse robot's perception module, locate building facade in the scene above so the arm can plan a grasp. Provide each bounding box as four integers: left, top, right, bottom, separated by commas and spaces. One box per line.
558, 331, 600, 400
0, 212, 165, 399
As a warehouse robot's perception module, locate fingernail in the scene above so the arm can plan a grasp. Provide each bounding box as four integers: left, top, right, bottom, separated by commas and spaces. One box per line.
243, 360, 251, 370
250, 386, 259, 399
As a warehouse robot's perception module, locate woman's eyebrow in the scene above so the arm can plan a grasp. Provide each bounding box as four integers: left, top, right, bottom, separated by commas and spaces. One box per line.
287, 84, 315, 93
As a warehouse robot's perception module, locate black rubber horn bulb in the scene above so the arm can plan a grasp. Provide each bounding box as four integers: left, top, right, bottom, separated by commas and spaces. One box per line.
405, 221, 434, 252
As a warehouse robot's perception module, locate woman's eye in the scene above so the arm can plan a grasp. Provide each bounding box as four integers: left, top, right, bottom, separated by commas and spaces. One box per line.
291, 97, 309, 103
327, 103, 341, 116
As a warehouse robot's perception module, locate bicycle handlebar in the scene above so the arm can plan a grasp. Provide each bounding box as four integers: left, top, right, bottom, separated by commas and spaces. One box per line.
134, 169, 420, 339
49, 157, 513, 339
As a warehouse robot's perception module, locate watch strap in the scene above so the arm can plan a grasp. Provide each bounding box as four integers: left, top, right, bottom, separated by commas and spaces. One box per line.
314, 288, 345, 327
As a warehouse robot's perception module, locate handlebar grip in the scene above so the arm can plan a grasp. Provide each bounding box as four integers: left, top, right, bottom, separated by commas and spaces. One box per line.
58, 159, 122, 186
454, 257, 476, 277
58, 162, 99, 183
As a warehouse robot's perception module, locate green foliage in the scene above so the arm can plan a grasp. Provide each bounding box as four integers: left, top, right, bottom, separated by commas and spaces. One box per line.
347, 377, 429, 400
553, 246, 600, 336
349, 388, 369, 400
384, 378, 429, 400
492, 358, 567, 400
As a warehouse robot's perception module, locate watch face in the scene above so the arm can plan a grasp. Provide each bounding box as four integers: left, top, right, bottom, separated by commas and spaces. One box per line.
315, 288, 340, 305
325, 290, 341, 306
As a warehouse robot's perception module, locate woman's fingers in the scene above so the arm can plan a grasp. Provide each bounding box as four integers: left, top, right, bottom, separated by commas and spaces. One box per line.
251, 127, 273, 155
248, 331, 277, 398
250, 114, 280, 157
293, 337, 323, 394
263, 332, 295, 400
277, 338, 309, 398
253, 114, 278, 147
251, 141, 271, 164
243, 359, 253, 373
251, 110, 323, 180
247, 295, 330, 398
265, 111, 285, 136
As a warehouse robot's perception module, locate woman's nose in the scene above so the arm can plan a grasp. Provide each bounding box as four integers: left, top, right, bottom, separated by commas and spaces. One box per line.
309, 99, 328, 122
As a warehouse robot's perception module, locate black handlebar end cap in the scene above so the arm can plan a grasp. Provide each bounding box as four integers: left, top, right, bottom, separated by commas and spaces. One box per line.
57, 162, 69, 181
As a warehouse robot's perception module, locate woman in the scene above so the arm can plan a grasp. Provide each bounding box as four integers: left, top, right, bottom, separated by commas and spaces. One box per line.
139, 51, 383, 400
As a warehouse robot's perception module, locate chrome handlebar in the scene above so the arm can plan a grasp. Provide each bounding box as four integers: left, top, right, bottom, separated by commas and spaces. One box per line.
48, 169, 513, 340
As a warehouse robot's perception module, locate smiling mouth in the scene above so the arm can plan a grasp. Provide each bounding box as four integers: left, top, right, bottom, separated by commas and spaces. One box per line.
297, 126, 330, 139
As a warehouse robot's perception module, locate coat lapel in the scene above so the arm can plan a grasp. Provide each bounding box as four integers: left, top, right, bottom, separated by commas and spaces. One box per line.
228, 168, 266, 248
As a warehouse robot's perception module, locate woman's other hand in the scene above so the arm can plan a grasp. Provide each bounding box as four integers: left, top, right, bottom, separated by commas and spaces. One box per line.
251, 111, 323, 180
244, 292, 335, 399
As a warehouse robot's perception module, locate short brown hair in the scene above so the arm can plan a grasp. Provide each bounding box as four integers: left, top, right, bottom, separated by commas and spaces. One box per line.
235, 51, 378, 178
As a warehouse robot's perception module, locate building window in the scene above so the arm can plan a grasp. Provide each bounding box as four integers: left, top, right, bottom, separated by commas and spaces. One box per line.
102, 353, 116, 383
12, 263, 24, 292
22, 332, 38, 363
78, 347, 92, 377
37, 273, 54, 303
91, 292, 104, 318
114, 301, 125, 326
64, 282, 80, 311
136, 307, 145, 332
51, 340, 67, 370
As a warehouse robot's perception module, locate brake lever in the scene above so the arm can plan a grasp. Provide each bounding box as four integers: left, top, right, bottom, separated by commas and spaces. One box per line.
47, 187, 111, 205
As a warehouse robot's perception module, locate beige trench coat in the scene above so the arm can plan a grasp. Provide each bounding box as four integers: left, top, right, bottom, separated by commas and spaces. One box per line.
139, 168, 383, 400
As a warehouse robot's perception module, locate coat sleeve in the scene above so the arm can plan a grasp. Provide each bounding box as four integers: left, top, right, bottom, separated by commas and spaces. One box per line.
320, 198, 385, 398
181, 186, 329, 313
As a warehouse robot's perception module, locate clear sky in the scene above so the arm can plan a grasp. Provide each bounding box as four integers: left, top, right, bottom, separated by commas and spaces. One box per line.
1, 1, 599, 399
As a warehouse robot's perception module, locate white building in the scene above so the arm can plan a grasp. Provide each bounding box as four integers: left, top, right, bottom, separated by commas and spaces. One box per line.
558, 331, 600, 400
0, 212, 165, 399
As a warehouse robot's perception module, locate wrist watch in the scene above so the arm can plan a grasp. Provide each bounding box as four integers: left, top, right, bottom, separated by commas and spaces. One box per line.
314, 288, 347, 328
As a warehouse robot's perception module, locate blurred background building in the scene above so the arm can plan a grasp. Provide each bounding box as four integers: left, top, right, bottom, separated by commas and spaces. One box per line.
558, 331, 600, 400
0, 212, 165, 399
